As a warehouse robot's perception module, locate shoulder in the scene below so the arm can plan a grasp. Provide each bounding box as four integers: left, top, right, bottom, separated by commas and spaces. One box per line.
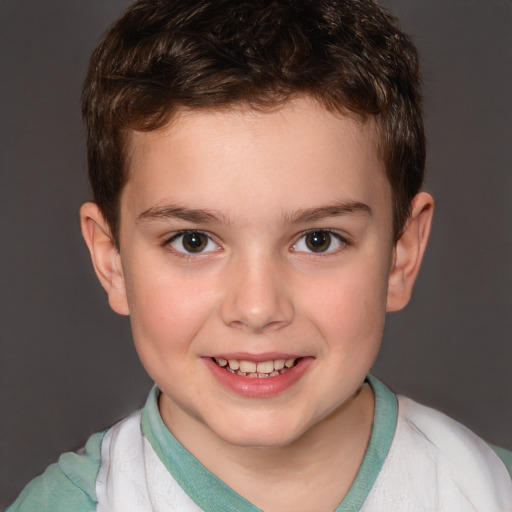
396, 395, 511, 474
364, 393, 512, 510
392, 395, 511, 507
488, 443, 512, 478
6, 430, 105, 512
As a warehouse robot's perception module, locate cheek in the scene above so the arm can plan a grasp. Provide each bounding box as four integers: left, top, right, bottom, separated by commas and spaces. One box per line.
307, 261, 389, 349
124, 265, 216, 355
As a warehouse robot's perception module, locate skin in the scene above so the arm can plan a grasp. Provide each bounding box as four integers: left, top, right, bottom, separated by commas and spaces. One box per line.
81, 97, 433, 511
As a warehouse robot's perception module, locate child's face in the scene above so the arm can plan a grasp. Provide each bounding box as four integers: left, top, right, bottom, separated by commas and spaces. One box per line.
113, 98, 397, 447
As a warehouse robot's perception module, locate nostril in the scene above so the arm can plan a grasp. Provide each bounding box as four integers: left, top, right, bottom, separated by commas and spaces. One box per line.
219, 263, 294, 331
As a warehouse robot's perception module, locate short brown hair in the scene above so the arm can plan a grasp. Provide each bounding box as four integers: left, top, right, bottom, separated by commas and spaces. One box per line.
82, 0, 424, 245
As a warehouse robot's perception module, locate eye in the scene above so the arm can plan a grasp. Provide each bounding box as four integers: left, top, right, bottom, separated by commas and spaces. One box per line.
167, 231, 219, 254
292, 230, 346, 254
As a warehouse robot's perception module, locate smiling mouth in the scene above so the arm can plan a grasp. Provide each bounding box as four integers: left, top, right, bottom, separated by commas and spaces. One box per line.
212, 357, 300, 378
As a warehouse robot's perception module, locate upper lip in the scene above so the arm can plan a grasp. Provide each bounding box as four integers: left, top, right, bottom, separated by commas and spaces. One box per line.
206, 352, 309, 362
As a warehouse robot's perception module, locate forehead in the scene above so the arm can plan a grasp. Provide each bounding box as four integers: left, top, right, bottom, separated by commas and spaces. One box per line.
122, 98, 389, 223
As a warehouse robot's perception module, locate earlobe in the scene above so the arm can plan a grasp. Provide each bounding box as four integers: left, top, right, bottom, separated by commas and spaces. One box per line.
80, 202, 130, 316
386, 192, 434, 312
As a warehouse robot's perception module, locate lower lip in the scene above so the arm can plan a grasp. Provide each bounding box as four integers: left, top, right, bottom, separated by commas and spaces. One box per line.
203, 357, 314, 397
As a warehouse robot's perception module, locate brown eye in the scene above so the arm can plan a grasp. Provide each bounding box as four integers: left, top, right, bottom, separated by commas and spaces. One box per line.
305, 231, 332, 252
292, 230, 346, 254
169, 231, 217, 254
182, 232, 208, 252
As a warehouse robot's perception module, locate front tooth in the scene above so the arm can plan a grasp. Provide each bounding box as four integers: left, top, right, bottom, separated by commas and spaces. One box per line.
256, 361, 274, 373
239, 360, 257, 373
228, 359, 240, 370
216, 358, 227, 367
285, 358, 295, 368
274, 359, 285, 370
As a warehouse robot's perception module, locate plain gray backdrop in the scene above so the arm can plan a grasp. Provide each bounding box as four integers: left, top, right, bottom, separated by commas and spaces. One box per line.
1, 0, 511, 506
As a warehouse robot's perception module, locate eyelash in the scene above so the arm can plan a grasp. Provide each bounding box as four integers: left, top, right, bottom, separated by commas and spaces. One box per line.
162, 229, 350, 257
163, 230, 220, 256
291, 229, 349, 255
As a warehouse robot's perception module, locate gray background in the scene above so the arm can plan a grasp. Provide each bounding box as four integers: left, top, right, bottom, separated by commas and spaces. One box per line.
1, 0, 511, 506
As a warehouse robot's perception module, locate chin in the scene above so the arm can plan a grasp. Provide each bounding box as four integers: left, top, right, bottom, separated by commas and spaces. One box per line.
221, 430, 300, 450
207, 412, 310, 449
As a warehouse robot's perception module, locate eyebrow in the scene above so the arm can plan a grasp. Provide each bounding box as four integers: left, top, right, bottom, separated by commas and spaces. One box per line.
137, 200, 371, 225
284, 201, 372, 224
137, 205, 227, 224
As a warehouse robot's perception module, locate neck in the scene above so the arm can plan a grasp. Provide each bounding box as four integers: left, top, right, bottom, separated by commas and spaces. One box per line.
160, 382, 375, 512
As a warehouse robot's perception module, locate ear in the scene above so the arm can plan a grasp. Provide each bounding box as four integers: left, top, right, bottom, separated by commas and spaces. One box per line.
80, 202, 130, 316
386, 192, 434, 312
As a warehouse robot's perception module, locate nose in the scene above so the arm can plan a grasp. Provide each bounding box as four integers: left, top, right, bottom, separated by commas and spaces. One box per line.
219, 253, 294, 333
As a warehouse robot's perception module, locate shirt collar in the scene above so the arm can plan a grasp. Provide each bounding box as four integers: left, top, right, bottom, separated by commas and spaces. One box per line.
141, 374, 397, 512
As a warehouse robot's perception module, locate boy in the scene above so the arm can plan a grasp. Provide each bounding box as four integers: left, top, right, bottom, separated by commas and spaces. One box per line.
7, 0, 511, 510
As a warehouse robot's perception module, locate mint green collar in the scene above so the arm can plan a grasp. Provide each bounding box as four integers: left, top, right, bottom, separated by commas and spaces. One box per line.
142, 375, 397, 512
336, 375, 397, 511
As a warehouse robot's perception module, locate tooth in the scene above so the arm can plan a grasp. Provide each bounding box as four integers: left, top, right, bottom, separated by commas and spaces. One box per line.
285, 358, 295, 368
216, 358, 227, 367
228, 359, 240, 370
269, 371, 279, 377
239, 360, 257, 373
274, 359, 285, 370
256, 361, 274, 373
